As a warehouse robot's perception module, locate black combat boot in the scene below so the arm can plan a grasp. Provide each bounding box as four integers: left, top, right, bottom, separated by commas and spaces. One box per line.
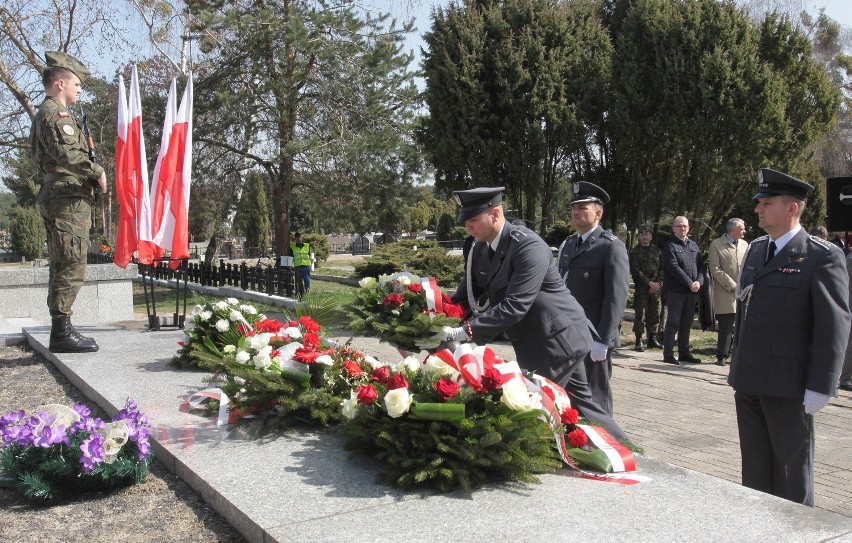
648, 334, 663, 349
634, 336, 644, 352
49, 316, 99, 353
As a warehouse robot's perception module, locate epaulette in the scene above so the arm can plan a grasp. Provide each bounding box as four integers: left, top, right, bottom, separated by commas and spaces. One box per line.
808, 235, 835, 252
752, 235, 769, 243
601, 231, 618, 241
510, 229, 528, 242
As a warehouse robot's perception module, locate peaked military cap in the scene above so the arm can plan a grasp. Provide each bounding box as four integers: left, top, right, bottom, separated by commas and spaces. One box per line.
638, 224, 652, 234
453, 186, 504, 223
570, 181, 610, 205
45, 51, 91, 83
754, 168, 814, 201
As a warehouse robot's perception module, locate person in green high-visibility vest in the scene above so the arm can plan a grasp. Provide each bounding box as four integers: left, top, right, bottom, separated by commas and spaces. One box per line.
290, 232, 311, 297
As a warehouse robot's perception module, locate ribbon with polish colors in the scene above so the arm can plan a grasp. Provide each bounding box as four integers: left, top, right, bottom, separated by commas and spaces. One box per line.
420, 276, 444, 317
186, 388, 230, 426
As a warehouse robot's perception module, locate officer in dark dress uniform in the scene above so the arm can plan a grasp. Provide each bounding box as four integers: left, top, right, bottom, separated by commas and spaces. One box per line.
556, 182, 629, 416
445, 187, 628, 441
729, 168, 851, 506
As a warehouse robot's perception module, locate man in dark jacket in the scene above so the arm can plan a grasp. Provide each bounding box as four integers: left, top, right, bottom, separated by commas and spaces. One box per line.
446, 187, 627, 441
661, 216, 704, 365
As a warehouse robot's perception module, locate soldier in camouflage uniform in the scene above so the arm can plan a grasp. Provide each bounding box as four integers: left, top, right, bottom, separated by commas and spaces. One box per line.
30, 51, 107, 353
629, 225, 663, 351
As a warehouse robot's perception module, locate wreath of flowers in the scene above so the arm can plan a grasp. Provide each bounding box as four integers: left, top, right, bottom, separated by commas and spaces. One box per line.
347, 271, 466, 352
341, 345, 564, 491
0, 399, 152, 502
173, 298, 264, 368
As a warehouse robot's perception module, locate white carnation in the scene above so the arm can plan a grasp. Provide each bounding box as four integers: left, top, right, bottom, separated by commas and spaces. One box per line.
227, 297, 239, 305
284, 326, 302, 339
240, 304, 257, 315
215, 319, 230, 332
223, 344, 236, 354
235, 350, 251, 364
200, 310, 213, 322
215, 301, 228, 310
315, 354, 334, 366
229, 309, 242, 322
358, 277, 377, 289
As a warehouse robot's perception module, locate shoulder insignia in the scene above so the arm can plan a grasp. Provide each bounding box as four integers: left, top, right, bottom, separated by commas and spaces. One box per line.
752, 235, 768, 243
62, 124, 75, 136
58, 111, 70, 118
510, 229, 528, 242
601, 232, 618, 241
808, 235, 834, 251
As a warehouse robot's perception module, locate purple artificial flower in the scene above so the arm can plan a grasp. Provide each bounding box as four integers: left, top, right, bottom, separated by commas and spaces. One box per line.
0, 410, 26, 428
73, 403, 92, 419
135, 427, 152, 460
80, 434, 106, 473
32, 424, 69, 448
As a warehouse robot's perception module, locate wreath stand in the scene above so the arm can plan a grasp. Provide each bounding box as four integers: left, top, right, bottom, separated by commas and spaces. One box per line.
139, 258, 189, 330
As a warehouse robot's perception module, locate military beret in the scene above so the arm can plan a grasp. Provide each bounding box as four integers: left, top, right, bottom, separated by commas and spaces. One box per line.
571, 181, 610, 205
754, 168, 814, 201
638, 224, 652, 234
453, 186, 504, 223
45, 51, 91, 83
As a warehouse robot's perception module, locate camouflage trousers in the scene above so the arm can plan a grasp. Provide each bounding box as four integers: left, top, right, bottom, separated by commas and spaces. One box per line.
39, 196, 91, 317
632, 287, 660, 337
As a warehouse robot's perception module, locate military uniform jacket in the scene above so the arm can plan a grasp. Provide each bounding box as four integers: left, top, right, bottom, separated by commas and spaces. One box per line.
557, 226, 630, 347
452, 222, 596, 370
629, 244, 662, 290
728, 230, 851, 398
708, 235, 748, 314
30, 96, 103, 200
662, 235, 704, 294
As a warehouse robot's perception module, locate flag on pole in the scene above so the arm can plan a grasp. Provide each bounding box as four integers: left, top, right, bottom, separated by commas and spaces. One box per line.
147, 73, 193, 269
113, 66, 154, 268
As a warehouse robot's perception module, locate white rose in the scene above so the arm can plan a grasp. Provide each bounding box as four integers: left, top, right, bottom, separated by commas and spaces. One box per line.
253, 351, 272, 370
235, 350, 251, 364
358, 277, 377, 289
200, 310, 213, 322
249, 333, 272, 351
284, 326, 302, 339
401, 355, 420, 372
315, 354, 334, 366
191, 304, 203, 316
363, 355, 385, 370
215, 319, 230, 332
215, 301, 228, 310
423, 356, 457, 378
529, 392, 543, 412
501, 378, 533, 412
397, 275, 411, 286
384, 388, 413, 418
240, 304, 257, 315
229, 309, 242, 322
341, 391, 358, 420
223, 344, 236, 354
227, 297, 239, 305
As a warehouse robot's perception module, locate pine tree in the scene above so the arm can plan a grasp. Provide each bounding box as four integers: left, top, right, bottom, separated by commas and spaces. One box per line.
10, 205, 46, 260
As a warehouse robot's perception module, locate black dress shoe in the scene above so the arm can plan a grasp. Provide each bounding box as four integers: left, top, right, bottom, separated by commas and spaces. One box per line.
715, 358, 726, 366
679, 354, 702, 364
839, 382, 852, 392
634, 339, 645, 352
648, 337, 663, 349
662, 355, 681, 366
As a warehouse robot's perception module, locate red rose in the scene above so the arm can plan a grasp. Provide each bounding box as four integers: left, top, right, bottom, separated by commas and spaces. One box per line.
371, 366, 390, 384
386, 373, 409, 390
356, 384, 378, 405
481, 367, 508, 391
560, 407, 579, 426
406, 283, 423, 293
343, 360, 364, 377
298, 316, 320, 334
302, 332, 320, 350
442, 303, 465, 319
568, 428, 588, 448
382, 293, 405, 307
434, 378, 461, 401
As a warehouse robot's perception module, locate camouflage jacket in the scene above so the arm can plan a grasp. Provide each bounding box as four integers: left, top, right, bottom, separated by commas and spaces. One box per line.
30, 96, 103, 200
629, 244, 662, 289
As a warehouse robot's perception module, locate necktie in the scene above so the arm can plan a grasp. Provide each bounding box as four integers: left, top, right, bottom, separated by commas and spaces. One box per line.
576, 236, 583, 250
488, 246, 495, 258
766, 241, 776, 264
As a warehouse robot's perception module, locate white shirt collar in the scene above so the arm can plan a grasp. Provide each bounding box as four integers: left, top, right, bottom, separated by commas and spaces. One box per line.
769, 224, 802, 254
489, 223, 506, 252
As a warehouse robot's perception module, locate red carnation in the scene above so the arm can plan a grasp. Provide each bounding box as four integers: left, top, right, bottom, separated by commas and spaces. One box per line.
382, 293, 405, 307
386, 373, 409, 390
293, 347, 333, 364
481, 367, 508, 391
443, 303, 466, 319
255, 318, 284, 334
356, 384, 378, 405
568, 428, 588, 448
560, 407, 580, 426
343, 360, 364, 377
302, 332, 320, 350
434, 378, 461, 401
406, 283, 423, 293
371, 366, 391, 384
298, 316, 320, 334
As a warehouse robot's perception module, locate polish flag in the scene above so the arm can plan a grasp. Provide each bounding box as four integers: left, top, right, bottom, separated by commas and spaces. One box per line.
146, 73, 193, 269
113, 66, 154, 268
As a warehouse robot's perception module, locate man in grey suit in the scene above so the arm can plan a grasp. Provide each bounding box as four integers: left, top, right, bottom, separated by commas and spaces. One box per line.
729, 168, 851, 506
445, 186, 628, 441
557, 182, 629, 416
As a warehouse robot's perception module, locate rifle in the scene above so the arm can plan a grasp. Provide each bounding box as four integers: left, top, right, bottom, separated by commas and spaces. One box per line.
78, 105, 103, 201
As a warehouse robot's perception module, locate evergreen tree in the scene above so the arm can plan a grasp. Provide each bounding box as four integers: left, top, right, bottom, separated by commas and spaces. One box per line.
240, 171, 271, 256
10, 205, 45, 260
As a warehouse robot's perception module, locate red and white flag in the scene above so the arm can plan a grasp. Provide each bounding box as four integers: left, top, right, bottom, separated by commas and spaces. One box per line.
146, 74, 193, 269
114, 66, 154, 267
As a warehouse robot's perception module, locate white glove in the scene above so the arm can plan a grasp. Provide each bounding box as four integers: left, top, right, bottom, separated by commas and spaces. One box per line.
803, 389, 830, 415
442, 325, 469, 342
590, 341, 609, 362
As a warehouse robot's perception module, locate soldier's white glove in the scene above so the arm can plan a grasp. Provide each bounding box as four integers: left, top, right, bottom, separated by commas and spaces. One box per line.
442, 326, 468, 342
590, 341, 609, 362
803, 389, 830, 415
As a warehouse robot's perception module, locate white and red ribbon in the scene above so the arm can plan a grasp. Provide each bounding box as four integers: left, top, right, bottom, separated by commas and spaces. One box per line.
579, 424, 637, 473
186, 388, 230, 426
421, 276, 444, 317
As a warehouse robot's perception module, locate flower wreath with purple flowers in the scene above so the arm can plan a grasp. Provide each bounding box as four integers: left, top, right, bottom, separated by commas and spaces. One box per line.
0, 399, 152, 502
